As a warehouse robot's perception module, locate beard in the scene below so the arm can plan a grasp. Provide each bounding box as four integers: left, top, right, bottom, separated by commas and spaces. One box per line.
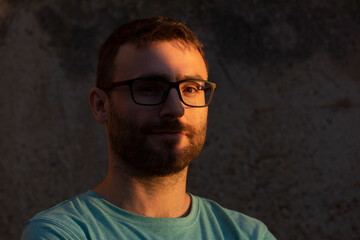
107, 101, 207, 178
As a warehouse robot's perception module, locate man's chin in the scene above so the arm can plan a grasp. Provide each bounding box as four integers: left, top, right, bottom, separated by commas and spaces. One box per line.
121, 158, 190, 178
114, 146, 194, 178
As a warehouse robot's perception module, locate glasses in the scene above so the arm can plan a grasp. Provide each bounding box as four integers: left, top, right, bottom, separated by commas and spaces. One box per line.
98, 77, 217, 108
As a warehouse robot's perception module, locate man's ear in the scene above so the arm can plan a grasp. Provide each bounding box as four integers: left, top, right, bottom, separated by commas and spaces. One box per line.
89, 87, 109, 123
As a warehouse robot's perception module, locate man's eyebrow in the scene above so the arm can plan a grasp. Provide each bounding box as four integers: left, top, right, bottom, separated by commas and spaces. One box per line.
136, 73, 206, 81
181, 74, 206, 80
136, 73, 169, 80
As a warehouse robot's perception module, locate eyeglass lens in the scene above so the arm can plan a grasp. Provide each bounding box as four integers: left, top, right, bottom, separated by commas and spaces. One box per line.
132, 79, 213, 106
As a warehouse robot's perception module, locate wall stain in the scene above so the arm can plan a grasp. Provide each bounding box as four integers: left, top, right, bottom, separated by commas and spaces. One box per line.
0, 3, 13, 46
34, 3, 134, 79
199, 2, 359, 67
320, 98, 353, 110
35, 5, 98, 78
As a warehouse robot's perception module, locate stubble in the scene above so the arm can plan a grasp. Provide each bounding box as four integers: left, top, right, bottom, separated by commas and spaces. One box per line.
107, 101, 207, 178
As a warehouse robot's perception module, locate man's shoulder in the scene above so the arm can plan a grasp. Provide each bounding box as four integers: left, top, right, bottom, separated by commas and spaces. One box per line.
192, 194, 276, 240
29, 191, 91, 222
22, 191, 93, 240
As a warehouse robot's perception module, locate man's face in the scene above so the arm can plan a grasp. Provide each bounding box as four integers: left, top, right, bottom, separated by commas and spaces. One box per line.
106, 41, 208, 177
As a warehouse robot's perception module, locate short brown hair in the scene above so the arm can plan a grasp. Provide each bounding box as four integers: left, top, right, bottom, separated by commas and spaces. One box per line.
96, 17, 207, 88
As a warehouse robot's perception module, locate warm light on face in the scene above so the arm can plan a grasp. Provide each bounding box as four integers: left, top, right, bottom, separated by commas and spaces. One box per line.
105, 41, 210, 177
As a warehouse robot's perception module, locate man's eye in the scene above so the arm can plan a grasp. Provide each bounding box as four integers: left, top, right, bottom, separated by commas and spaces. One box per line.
140, 85, 157, 92
182, 83, 204, 94
183, 86, 198, 93
135, 83, 165, 95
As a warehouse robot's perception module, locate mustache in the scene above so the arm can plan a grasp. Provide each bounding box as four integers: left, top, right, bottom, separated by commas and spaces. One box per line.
141, 120, 195, 135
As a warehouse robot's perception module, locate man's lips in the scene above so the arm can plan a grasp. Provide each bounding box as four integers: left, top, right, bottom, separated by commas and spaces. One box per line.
147, 130, 187, 139
149, 131, 185, 135
141, 121, 192, 137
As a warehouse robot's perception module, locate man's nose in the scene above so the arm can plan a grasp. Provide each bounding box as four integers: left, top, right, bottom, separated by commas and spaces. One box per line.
159, 88, 184, 119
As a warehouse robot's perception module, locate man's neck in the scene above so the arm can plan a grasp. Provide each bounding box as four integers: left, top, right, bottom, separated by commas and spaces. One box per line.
93, 166, 191, 218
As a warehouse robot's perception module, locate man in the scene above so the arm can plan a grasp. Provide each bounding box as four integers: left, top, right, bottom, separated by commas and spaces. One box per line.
22, 17, 276, 239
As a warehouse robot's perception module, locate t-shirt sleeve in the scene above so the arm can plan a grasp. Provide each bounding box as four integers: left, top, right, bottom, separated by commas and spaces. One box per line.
21, 219, 78, 240
263, 229, 277, 240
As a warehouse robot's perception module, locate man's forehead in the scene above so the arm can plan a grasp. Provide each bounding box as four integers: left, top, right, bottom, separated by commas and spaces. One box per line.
130, 72, 207, 81
113, 40, 207, 81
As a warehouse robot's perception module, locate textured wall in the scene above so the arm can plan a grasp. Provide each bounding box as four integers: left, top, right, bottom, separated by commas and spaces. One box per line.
1, 0, 359, 239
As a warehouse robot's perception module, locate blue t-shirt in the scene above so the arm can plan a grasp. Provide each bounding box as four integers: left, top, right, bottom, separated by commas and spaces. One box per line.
22, 191, 276, 240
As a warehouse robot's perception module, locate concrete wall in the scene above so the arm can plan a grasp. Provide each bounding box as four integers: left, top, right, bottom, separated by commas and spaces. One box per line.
1, 0, 359, 239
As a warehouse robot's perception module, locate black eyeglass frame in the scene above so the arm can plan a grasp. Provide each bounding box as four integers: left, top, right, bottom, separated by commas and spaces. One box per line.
98, 78, 217, 108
